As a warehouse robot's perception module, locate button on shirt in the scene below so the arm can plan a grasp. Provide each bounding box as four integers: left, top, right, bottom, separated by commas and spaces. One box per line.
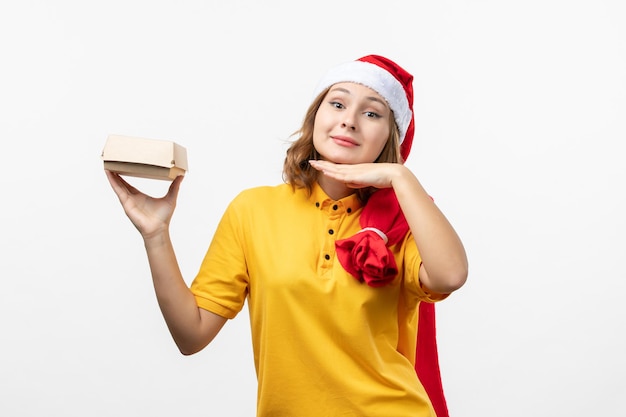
190, 182, 444, 417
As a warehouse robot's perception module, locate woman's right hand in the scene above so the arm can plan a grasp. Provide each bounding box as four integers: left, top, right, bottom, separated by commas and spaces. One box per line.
105, 170, 184, 239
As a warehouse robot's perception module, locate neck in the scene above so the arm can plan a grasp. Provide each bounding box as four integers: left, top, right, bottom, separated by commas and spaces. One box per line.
317, 175, 355, 201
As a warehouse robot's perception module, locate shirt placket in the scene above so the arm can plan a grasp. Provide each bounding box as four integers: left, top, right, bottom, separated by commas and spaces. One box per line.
319, 199, 345, 273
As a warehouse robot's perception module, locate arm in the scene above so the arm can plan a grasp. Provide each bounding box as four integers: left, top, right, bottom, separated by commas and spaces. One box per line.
387, 166, 468, 294
307, 161, 468, 294
105, 171, 227, 354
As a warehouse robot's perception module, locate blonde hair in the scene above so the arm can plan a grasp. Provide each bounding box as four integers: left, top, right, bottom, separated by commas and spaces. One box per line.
283, 87, 402, 202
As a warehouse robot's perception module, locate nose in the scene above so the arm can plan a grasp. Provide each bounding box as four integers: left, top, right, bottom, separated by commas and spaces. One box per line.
341, 114, 356, 130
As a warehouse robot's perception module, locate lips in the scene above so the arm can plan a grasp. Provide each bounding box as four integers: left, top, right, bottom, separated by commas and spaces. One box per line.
331, 135, 359, 147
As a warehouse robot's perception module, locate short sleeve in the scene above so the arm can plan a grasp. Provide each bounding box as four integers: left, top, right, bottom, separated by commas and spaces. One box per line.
190, 194, 250, 319
400, 232, 449, 303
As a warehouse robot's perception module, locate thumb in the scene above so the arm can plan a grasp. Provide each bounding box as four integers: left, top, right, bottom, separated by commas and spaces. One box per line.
165, 174, 184, 203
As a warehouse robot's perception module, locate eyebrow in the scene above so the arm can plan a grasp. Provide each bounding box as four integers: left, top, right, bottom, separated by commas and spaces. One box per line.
329, 86, 388, 107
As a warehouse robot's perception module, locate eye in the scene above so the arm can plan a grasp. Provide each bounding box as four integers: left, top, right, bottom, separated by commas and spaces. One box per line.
329, 101, 345, 109
364, 111, 382, 119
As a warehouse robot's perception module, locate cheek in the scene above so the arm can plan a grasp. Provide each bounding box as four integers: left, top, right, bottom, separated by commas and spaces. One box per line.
312, 110, 331, 146
370, 128, 390, 154
371, 141, 388, 160
312, 114, 321, 146
313, 107, 331, 129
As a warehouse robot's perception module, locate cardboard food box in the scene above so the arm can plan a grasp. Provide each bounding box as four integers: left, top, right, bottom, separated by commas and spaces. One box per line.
102, 135, 188, 180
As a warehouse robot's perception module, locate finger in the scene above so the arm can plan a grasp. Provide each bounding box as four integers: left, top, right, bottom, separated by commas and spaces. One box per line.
105, 171, 147, 210
105, 170, 129, 198
165, 175, 184, 203
308, 159, 334, 171
113, 172, 143, 196
308, 160, 346, 178
346, 183, 368, 189
319, 166, 353, 182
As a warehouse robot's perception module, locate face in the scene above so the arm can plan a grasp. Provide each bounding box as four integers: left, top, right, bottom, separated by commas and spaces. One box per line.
313, 82, 391, 165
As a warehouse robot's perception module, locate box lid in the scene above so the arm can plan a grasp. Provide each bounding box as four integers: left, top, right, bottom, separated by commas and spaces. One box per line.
102, 135, 188, 171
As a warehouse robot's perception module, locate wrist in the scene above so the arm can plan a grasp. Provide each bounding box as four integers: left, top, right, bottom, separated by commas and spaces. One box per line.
389, 164, 412, 189
143, 228, 171, 250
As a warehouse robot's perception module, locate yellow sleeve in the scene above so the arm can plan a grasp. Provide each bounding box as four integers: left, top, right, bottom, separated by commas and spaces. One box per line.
400, 232, 449, 303
190, 193, 250, 319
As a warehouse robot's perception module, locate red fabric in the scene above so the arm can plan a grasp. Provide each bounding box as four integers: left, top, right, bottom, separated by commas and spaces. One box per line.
335, 188, 408, 287
335, 229, 399, 287
416, 302, 449, 417
335, 188, 449, 417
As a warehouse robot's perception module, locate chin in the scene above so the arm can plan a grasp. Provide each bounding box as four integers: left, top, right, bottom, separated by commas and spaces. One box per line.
317, 150, 362, 165
324, 156, 360, 165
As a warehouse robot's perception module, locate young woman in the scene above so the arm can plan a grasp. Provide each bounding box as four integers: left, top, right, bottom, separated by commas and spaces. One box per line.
106, 55, 468, 417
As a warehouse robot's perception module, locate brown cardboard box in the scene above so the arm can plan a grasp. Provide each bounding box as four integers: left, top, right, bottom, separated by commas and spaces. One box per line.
102, 135, 188, 180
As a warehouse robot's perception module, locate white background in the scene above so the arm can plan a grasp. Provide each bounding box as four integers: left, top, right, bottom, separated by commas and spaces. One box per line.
1, 1, 624, 416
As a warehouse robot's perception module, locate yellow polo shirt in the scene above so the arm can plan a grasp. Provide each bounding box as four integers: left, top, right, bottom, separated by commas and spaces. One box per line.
191, 182, 444, 417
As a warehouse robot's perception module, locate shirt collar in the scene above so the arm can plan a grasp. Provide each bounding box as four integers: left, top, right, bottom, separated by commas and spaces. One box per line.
309, 181, 361, 215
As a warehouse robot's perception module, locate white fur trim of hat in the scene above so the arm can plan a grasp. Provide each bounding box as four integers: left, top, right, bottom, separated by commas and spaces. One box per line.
312, 60, 412, 144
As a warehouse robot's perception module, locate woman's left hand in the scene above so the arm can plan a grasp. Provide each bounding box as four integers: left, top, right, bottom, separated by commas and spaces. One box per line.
308, 160, 404, 189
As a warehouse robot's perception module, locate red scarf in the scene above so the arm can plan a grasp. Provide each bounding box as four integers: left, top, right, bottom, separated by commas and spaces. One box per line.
335, 188, 449, 417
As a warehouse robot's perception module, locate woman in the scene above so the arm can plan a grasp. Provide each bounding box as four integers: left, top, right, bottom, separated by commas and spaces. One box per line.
106, 54, 468, 416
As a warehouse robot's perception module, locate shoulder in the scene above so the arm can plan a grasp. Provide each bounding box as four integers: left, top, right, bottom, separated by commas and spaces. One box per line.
221, 184, 305, 232
228, 183, 301, 211
235, 184, 294, 200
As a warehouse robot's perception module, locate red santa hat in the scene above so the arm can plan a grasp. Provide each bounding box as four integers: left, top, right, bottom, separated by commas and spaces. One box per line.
313, 54, 415, 161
